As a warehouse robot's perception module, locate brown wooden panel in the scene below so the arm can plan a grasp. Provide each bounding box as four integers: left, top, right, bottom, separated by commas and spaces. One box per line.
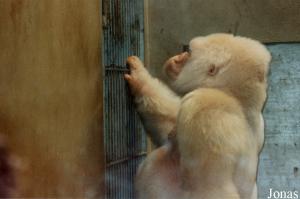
146, 0, 300, 76
0, 0, 103, 197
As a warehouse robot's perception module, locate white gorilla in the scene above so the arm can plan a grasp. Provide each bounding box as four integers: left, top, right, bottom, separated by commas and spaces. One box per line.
124, 33, 271, 199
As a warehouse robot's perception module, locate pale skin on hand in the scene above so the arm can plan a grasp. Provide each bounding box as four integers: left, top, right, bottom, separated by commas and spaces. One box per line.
124, 56, 148, 96
125, 55, 181, 147
124, 33, 271, 199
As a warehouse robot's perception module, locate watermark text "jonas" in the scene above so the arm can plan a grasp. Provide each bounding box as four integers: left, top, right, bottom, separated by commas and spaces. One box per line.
268, 188, 298, 199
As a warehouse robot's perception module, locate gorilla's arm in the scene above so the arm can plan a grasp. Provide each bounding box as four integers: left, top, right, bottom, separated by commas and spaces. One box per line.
125, 56, 180, 147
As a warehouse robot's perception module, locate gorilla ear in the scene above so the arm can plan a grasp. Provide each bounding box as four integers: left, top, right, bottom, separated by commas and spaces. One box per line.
207, 64, 219, 76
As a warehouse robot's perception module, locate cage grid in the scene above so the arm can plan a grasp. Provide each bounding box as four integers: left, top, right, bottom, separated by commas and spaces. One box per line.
102, 0, 147, 198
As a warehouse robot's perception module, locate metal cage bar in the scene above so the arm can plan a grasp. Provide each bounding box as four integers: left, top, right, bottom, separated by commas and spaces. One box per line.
102, 0, 147, 198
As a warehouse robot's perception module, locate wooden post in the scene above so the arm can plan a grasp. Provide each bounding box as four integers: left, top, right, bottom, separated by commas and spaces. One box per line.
0, 0, 104, 197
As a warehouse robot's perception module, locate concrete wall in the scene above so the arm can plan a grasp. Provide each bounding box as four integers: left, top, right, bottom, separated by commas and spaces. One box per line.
0, 0, 104, 197
258, 44, 300, 198
145, 0, 300, 77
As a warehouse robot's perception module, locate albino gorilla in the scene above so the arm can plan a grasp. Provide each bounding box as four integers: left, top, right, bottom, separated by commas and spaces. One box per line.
124, 33, 271, 199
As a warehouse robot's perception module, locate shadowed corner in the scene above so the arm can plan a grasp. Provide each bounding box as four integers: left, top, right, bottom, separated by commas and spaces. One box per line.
0, 134, 16, 198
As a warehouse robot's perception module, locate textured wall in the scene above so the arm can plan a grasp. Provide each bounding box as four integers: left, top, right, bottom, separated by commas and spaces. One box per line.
145, 0, 300, 77
0, 0, 104, 197
258, 44, 300, 198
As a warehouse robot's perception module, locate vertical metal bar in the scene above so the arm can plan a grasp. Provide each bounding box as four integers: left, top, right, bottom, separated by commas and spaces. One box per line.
102, 0, 147, 198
